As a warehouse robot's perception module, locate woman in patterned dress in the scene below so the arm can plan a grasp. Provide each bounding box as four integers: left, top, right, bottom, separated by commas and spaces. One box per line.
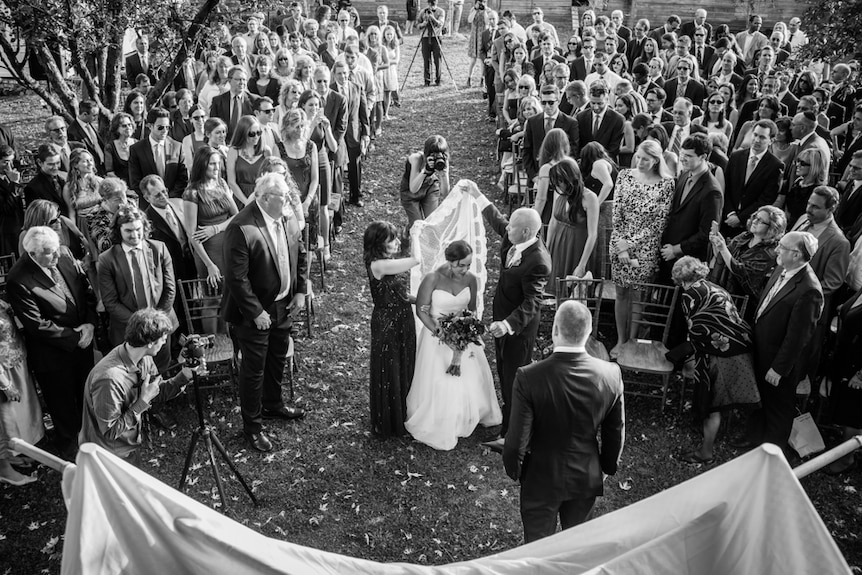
465, 0, 488, 88
672, 257, 760, 464
609, 140, 675, 356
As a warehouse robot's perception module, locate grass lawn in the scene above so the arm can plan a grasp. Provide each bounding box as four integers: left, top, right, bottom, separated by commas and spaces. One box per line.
0, 33, 860, 574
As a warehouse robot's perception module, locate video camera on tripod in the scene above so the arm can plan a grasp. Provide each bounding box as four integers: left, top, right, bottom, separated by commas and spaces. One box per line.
179, 333, 214, 369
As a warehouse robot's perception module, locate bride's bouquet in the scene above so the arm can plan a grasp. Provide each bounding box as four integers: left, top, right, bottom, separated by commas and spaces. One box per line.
437, 310, 485, 376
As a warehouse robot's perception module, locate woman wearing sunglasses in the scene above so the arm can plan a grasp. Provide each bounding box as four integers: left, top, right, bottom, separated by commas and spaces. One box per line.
181, 105, 209, 175
226, 115, 272, 208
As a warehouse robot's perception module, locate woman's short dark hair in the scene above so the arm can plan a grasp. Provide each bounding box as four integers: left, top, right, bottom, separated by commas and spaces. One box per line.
110, 205, 151, 245
423, 135, 449, 159
297, 89, 320, 109
363, 221, 399, 266
444, 240, 472, 262
756, 96, 781, 120
125, 308, 174, 347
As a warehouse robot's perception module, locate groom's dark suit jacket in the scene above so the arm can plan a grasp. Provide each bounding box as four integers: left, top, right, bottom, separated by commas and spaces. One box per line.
503, 351, 624, 501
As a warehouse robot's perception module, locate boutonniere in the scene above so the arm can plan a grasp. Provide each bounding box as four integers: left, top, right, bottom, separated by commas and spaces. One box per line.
508, 251, 522, 268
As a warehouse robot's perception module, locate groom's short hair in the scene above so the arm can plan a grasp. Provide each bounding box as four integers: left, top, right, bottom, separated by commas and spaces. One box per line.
554, 301, 592, 345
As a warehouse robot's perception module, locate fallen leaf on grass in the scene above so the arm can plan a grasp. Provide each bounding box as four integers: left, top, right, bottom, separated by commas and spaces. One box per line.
40, 536, 59, 554
619, 478, 633, 491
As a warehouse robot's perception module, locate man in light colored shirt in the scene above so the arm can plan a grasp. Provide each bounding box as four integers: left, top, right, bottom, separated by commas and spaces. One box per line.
787, 17, 808, 51
584, 51, 622, 94
525, 7, 559, 47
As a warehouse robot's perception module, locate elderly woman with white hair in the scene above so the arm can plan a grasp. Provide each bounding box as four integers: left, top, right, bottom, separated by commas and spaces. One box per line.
671, 256, 760, 464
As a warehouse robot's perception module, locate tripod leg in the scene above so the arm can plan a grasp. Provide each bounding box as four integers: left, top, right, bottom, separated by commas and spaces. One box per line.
209, 430, 260, 506
179, 428, 202, 490
201, 429, 229, 512
400, 38, 424, 93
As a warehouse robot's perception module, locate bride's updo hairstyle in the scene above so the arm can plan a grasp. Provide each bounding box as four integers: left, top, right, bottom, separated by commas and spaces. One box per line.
363, 220, 399, 265
444, 240, 472, 262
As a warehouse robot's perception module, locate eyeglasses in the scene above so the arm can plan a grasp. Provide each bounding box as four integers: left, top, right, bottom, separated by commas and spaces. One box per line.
153, 125, 169, 131
708, 100, 723, 105
258, 109, 275, 114
278, 57, 290, 61
48, 126, 66, 133
518, 85, 530, 90
247, 131, 262, 137
753, 216, 771, 225
541, 100, 557, 105
694, 33, 705, 37
315, 78, 328, 84
796, 160, 810, 166
48, 217, 60, 226
677, 66, 690, 71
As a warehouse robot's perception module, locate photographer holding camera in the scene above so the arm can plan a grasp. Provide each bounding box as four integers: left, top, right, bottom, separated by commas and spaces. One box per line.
417, 0, 446, 86
79, 309, 195, 466
400, 135, 451, 229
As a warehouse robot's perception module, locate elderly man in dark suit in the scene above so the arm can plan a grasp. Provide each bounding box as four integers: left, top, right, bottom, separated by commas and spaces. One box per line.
125, 34, 157, 87
742, 231, 823, 450
576, 79, 625, 162
722, 119, 784, 238
522, 84, 579, 185
468, 186, 551, 451
7, 226, 97, 459
504, 300, 624, 543
222, 173, 307, 453
128, 108, 188, 203
209, 66, 258, 140
662, 97, 708, 157
66, 99, 105, 176
97, 206, 177, 372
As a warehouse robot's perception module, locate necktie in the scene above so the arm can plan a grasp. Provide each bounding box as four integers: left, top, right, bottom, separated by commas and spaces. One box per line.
505, 245, 517, 268
677, 81, 686, 99
231, 95, 242, 128
670, 127, 683, 155
52, 176, 62, 201
141, 55, 148, 73
130, 248, 150, 309
49, 266, 75, 304
153, 143, 165, 178
745, 155, 758, 183
60, 147, 69, 171
696, 46, 703, 66
165, 207, 185, 244
757, 271, 786, 320
680, 174, 696, 205
544, 115, 554, 134
275, 219, 291, 295
593, 114, 601, 136
797, 218, 812, 232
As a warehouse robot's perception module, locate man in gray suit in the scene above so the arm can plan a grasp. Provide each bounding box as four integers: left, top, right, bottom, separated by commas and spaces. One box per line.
503, 300, 625, 543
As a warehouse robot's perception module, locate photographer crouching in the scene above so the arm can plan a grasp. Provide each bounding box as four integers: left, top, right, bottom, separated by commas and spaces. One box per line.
79, 309, 197, 466
400, 135, 451, 229
417, 0, 447, 86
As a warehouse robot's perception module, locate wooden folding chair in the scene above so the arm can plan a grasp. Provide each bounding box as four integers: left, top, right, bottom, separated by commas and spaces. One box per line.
556, 277, 610, 360
177, 279, 238, 393
507, 141, 530, 214
616, 283, 680, 412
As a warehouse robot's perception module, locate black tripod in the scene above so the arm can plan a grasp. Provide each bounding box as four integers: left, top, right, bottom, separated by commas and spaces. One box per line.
179, 369, 258, 511
401, 18, 458, 92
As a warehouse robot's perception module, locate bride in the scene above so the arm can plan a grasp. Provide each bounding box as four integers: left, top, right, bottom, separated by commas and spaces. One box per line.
404, 240, 502, 450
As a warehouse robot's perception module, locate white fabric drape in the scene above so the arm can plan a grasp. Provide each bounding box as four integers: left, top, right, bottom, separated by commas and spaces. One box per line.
61, 443, 850, 574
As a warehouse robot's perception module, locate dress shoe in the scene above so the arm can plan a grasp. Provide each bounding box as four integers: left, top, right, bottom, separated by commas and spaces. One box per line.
481, 437, 505, 453
244, 431, 273, 452
728, 437, 758, 450
262, 405, 305, 420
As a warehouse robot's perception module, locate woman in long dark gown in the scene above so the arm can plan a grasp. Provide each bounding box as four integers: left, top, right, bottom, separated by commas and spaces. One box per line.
824, 290, 862, 474
672, 257, 760, 464
364, 221, 419, 437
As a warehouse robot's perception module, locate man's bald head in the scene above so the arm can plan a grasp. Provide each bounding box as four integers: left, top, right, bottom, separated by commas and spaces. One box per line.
508, 208, 542, 244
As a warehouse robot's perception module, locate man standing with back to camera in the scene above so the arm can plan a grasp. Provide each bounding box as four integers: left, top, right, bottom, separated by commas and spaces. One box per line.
417, 0, 446, 86
503, 300, 625, 543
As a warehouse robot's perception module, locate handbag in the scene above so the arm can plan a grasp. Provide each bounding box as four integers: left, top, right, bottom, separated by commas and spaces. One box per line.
788, 412, 825, 458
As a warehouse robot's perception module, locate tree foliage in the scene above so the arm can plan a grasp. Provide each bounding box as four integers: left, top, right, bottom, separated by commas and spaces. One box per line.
799, 0, 862, 63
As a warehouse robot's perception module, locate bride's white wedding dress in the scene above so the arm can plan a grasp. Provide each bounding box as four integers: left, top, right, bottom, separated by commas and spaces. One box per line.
404, 288, 502, 450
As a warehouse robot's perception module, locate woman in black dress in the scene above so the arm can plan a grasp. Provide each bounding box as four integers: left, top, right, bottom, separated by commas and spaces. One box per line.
104, 112, 136, 187
581, 142, 618, 279
825, 290, 862, 474
364, 221, 419, 437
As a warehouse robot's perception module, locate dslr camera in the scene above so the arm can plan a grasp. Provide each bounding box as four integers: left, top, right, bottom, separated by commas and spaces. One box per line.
179, 333, 215, 368
425, 152, 448, 172
476, 0, 485, 10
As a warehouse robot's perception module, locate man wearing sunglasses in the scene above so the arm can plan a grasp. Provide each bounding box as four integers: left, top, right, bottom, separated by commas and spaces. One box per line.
129, 108, 188, 206
521, 84, 579, 186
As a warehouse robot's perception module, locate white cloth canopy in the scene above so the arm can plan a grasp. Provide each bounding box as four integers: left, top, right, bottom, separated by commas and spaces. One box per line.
60, 443, 850, 574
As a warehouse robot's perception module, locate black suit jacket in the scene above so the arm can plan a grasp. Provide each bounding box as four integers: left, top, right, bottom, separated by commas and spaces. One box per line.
221, 201, 307, 326
569, 56, 593, 82
521, 112, 580, 180
128, 137, 188, 200
779, 91, 799, 117
503, 351, 624, 500
531, 54, 566, 83
662, 78, 706, 108
691, 45, 714, 74
332, 81, 369, 156
723, 149, 783, 234
146, 204, 195, 282
660, 122, 708, 149
320, 89, 348, 161
754, 265, 823, 381
576, 108, 625, 161
209, 90, 259, 140
125, 53, 158, 87
836, 181, 862, 233
23, 172, 67, 215
482, 203, 551, 337
625, 37, 645, 65
7, 252, 97, 369
660, 169, 722, 270
680, 21, 712, 42
98, 240, 177, 346
66, 119, 106, 175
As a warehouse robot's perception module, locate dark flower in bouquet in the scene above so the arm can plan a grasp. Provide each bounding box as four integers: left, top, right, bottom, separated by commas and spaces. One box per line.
437, 310, 486, 376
